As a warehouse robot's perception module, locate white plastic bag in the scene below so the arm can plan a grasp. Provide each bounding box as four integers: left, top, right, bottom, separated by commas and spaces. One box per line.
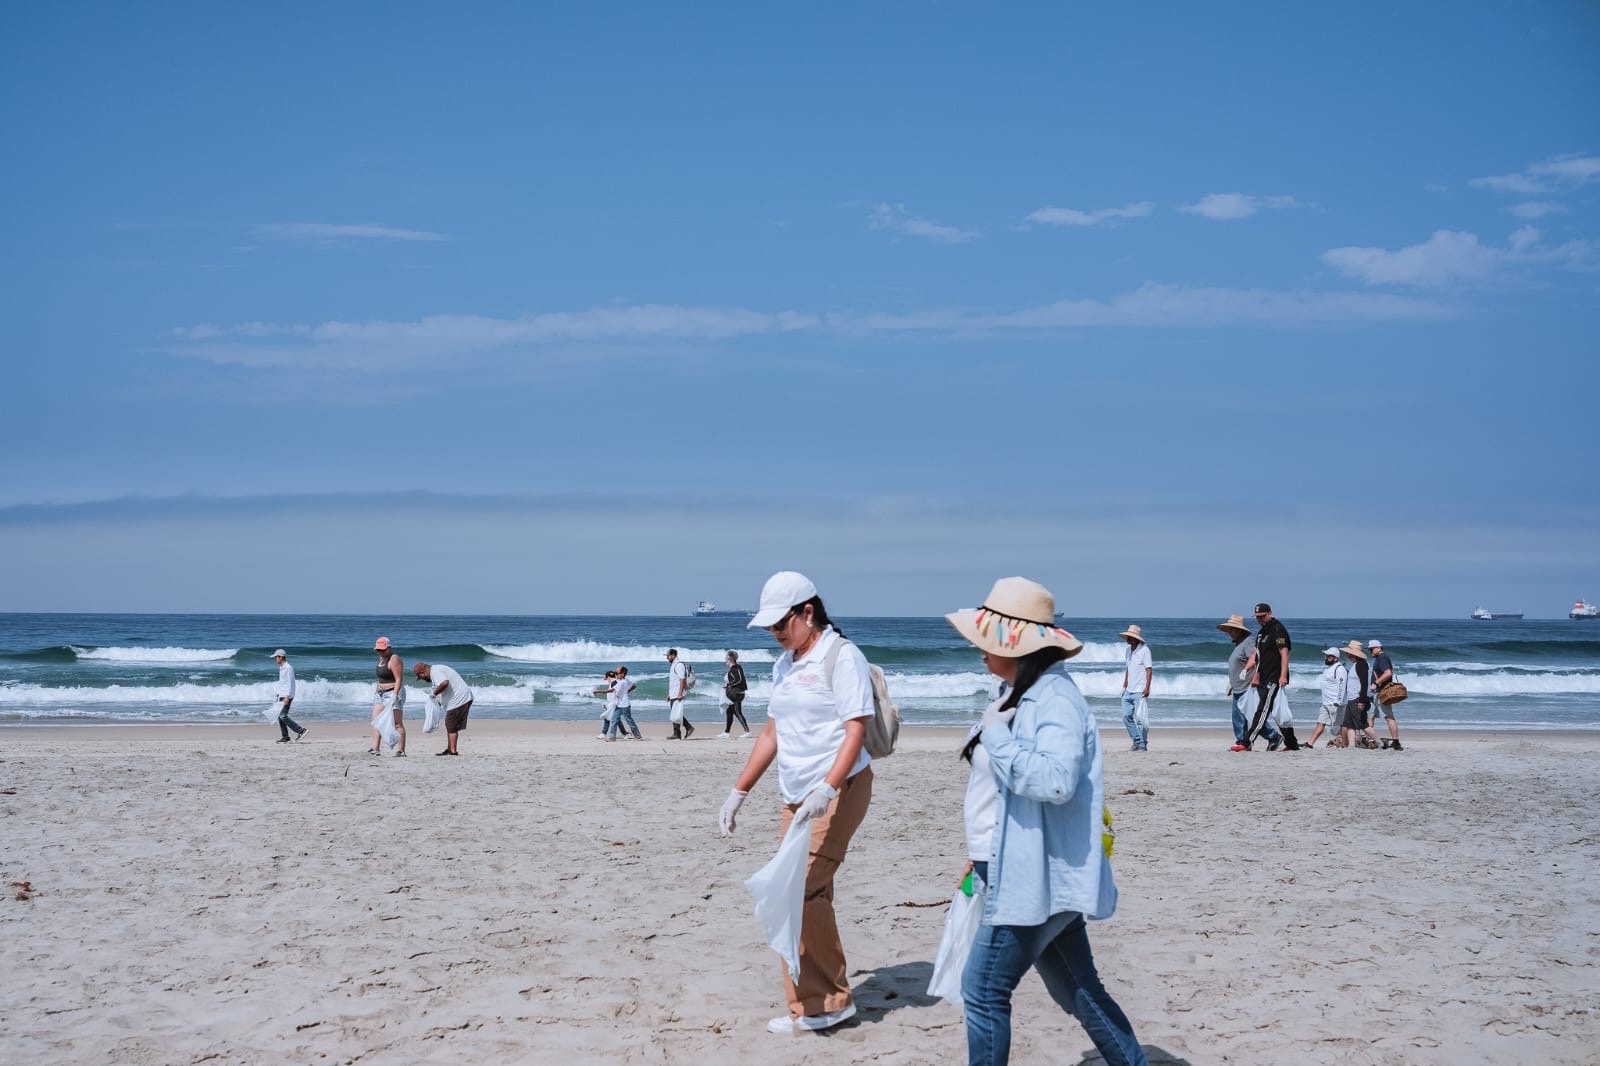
1268, 687, 1294, 728
928, 882, 985, 1005
370, 700, 400, 749
1133, 696, 1149, 730
263, 701, 279, 724
669, 700, 685, 725
745, 817, 811, 977
423, 696, 443, 734
719, 693, 733, 711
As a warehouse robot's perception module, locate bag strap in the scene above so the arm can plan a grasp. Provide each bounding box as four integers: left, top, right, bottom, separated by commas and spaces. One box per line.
822, 637, 847, 689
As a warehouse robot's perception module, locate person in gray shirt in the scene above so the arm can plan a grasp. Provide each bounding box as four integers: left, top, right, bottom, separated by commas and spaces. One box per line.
1218, 614, 1278, 750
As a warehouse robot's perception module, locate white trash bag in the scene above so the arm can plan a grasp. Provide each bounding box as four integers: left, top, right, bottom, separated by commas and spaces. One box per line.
928, 881, 986, 1006
1268, 687, 1294, 729
1133, 696, 1150, 730
262, 701, 279, 724
745, 817, 811, 977
423, 696, 443, 734
370, 698, 400, 750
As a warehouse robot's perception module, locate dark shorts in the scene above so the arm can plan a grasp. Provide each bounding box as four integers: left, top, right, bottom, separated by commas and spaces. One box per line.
445, 701, 472, 733
1340, 699, 1369, 731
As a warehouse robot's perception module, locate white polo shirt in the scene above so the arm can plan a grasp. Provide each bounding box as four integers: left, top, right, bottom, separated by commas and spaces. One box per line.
768, 626, 873, 803
428, 664, 474, 710
668, 659, 687, 700
1123, 643, 1152, 694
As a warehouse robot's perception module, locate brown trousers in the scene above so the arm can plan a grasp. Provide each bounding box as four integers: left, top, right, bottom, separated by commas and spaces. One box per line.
776, 765, 873, 1017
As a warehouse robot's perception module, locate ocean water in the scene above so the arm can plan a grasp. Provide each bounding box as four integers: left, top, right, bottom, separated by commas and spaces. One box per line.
1, 614, 1597, 730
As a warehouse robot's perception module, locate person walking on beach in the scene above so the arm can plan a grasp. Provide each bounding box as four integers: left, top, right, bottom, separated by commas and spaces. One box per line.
718, 571, 873, 1035
666, 649, 694, 739
947, 577, 1146, 1066
1119, 625, 1152, 751
1307, 647, 1349, 749
370, 636, 407, 757
1238, 603, 1299, 751
720, 650, 751, 738
605, 666, 641, 741
1218, 614, 1279, 750
413, 661, 473, 756
1340, 640, 1381, 749
271, 649, 307, 743
595, 669, 618, 738
1368, 639, 1404, 751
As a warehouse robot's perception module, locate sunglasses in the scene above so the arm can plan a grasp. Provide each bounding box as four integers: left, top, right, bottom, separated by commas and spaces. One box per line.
766, 608, 798, 635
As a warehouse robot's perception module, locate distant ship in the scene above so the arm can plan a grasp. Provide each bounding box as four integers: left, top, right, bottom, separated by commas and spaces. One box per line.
692, 601, 718, 617
1471, 606, 1524, 620
1572, 599, 1600, 620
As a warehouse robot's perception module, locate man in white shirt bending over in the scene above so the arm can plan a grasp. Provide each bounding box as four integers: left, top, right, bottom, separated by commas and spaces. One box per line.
413, 661, 475, 756
666, 648, 694, 740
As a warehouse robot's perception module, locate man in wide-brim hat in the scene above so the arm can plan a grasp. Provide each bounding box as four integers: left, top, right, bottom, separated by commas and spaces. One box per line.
1117, 624, 1152, 752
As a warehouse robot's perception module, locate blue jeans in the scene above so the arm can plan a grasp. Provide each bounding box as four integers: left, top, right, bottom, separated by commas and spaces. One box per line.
1119, 692, 1147, 750
1231, 691, 1280, 746
606, 705, 640, 739
962, 867, 1146, 1066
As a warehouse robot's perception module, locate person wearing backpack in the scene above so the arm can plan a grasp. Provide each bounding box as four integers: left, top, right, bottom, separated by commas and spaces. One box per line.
666, 649, 695, 739
947, 577, 1146, 1066
718, 571, 873, 1036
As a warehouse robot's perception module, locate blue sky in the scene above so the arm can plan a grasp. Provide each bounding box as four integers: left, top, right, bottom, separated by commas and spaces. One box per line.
2, 2, 1597, 616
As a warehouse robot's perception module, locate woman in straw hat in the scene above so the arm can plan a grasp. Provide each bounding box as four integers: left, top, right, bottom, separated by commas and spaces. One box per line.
718, 571, 874, 1035
947, 577, 1146, 1066
1339, 639, 1381, 749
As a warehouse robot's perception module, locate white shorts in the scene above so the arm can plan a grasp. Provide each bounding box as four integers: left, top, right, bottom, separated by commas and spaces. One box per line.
1318, 702, 1343, 727
377, 686, 407, 710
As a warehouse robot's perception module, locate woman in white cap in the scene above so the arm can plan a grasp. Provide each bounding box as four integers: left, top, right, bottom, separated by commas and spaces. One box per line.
947, 577, 1145, 1066
718, 571, 873, 1035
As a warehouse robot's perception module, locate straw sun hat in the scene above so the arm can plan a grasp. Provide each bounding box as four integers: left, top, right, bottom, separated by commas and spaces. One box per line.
1118, 624, 1144, 642
1216, 614, 1250, 635
946, 577, 1084, 659
1342, 639, 1367, 660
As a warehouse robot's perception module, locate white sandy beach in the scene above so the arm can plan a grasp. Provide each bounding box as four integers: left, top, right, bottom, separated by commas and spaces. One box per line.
2, 722, 1597, 1065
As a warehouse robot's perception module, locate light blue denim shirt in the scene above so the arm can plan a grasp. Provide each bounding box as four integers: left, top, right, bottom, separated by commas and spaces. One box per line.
978, 663, 1118, 927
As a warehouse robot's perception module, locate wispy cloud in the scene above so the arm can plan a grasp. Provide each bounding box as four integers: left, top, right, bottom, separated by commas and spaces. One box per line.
1178, 193, 1301, 221
1470, 154, 1600, 195
866, 203, 979, 244
250, 222, 450, 244
1509, 201, 1566, 220
169, 282, 1456, 369
1321, 228, 1593, 287
1021, 202, 1154, 228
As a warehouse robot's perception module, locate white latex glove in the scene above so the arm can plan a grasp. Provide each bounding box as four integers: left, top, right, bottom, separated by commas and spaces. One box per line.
793, 782, 838, 823
980, 695, 1016, 732
719, 788, 748, 836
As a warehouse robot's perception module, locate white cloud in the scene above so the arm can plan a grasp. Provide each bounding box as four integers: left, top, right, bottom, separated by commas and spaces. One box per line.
1321, 228, 1593, 287
867, 203, 979, 244
1509, 201, 1565, 219
1470, 154, 1600, 195
250, 222, 449, 243
1179, 193, 1301, 221
1021, 202, 1154, 227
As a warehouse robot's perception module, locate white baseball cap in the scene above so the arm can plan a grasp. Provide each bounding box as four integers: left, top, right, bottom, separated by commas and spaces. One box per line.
1368, 639, 1383, 649
1323, 647, 1341, 657
271, 649, 287, 658
748, 571, 818, 628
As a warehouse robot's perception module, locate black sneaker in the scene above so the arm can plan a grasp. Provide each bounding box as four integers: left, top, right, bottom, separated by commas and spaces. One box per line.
683, 722, 695, 739
296, 729, 308, 741
1391, 740, 1404, 751
276, 738, 291, 744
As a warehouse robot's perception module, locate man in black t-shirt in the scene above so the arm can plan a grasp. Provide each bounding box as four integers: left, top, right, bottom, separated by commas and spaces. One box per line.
1236, 602, 1300, 750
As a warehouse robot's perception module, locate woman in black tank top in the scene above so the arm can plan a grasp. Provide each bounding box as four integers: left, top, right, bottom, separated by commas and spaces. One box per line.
369, 637, 407, 756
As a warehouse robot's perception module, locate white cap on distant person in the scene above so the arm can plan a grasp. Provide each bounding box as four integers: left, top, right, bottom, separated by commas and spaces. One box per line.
1323, 646, 1341, 657
1368, 639, 1384, 649
748, 571, 818, 628
272, 649, 287, 659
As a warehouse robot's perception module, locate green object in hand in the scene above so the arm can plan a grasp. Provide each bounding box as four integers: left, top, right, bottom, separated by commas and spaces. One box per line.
960, 871, 974, 897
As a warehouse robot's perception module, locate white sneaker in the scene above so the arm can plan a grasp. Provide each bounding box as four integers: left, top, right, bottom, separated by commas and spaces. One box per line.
740, 732, 753, 739
767, 1003, 856, 1034
717, 732, 731, 739
595, 733, 607, 739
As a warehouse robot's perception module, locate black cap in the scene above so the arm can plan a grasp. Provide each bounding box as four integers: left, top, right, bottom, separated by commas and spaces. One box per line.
1253, 602, 1272, 614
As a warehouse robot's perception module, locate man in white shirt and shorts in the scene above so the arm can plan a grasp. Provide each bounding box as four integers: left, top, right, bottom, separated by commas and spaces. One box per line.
413, 661, 474, 756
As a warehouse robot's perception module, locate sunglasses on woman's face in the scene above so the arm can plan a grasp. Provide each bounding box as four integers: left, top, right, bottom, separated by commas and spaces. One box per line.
766, 609, 797, 635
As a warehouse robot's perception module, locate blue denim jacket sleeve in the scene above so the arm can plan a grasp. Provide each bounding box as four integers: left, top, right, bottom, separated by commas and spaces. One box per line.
978, 685, 1085, 805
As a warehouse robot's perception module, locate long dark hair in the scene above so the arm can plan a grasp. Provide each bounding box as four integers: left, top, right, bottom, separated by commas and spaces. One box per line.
799, 595, 844, 639
961, 645, 1069, 762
